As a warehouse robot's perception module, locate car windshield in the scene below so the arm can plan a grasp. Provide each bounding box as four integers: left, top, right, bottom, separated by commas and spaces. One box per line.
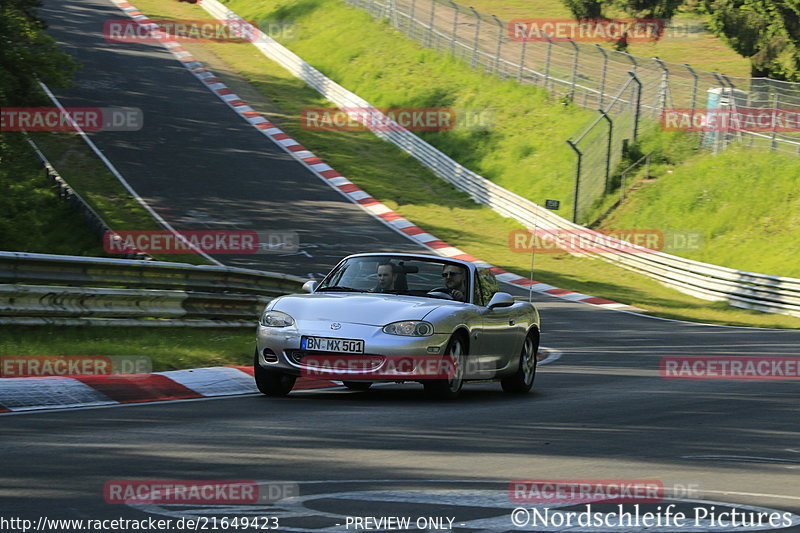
317, 255, 471, 302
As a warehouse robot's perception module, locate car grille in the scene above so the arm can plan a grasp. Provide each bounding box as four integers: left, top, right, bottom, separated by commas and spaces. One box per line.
285, 350, 384, 368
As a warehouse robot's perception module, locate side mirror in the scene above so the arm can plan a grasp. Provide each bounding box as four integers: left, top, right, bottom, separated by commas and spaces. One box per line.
302, 280, 319, 293
487, 292, 515, 309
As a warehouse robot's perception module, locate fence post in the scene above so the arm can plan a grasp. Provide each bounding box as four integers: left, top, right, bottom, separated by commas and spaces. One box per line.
596, 44, 608, 110
624, 51, 638, 73
566, 140, 582, 223
684, 63, 699, 127
449, 1, 459, 54
569, 41, 580, 100
600, 111, 613, 193
628, 72, 642, 140
654, 57, 670, 113
427, 0, 436, 47
492, 14, 504, 75
544, 33, 553, 90
409, 0, 417, 37
389, 0, 399, 27
469, 7, 481, 69
517, 32, 527, 83
771, 90, 779, 151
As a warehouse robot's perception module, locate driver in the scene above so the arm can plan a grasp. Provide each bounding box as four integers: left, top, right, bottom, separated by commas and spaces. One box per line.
441, 264, 467, 302
374, 262, 398, 292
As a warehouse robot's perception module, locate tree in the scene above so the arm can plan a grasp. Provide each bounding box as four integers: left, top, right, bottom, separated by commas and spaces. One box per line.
562, 0, 605, 19
0, 0, 78, 106
703, 0, 800, 81
560, 0, 684, 50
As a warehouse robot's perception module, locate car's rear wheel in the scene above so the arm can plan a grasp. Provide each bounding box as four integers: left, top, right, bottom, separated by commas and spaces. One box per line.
254, 349, 296, 397
424, 333, 466, 400
342, 381, 372, 391
501, 330, 538, 394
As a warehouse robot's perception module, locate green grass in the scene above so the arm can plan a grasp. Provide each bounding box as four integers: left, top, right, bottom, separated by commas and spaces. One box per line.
603, 147, 800, 277
0, 327, 254, 371
0, 132, 106, 256
115, 0, 800, 329
462, 0, 752, 76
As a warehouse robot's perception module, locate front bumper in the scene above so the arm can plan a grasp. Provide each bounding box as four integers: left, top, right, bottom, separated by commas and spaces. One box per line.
256, 322, 451, 380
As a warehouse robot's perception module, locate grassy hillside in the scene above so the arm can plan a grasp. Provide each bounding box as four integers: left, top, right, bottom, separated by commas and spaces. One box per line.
603, 148, 800, 277
115, 0, 800, 328
220, 0, 799, 276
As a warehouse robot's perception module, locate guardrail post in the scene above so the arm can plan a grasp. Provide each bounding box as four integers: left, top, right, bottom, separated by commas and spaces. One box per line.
469, 7, 481, 69
427, 0, 436, 47
566, 140, 582, 223
596, 44, 608, 110
492, 14, 504, 76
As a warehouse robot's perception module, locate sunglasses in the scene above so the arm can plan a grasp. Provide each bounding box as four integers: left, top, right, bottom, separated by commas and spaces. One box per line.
442, 272, 461, 278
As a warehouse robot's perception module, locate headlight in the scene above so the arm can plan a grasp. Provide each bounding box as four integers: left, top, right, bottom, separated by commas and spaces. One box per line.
382, 321, 434, 336
260, 310, 294, 327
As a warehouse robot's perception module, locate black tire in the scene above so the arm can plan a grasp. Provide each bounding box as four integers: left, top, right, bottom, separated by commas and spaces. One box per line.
501, 330, 538, 394
342, 381, 372, 391
424, 333, 466, 400
254, 350, 296, 397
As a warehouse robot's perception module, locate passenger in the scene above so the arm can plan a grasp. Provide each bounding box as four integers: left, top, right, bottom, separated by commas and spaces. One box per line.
441, 265, 467, 302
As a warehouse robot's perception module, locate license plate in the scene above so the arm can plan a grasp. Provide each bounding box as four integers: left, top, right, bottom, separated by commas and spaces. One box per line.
301, 336, 365, 354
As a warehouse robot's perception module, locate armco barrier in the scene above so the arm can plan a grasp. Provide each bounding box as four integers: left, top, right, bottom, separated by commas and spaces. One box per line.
0, 251, 305, 326
198, 0, 800, 317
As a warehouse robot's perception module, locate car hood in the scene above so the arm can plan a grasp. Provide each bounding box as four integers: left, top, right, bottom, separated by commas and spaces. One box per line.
271, 293, 451, 325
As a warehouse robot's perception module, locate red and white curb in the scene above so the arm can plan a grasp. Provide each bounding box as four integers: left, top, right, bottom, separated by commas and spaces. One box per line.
0, 351, 557, 413
0, 367, 335, 413
106, 0, 634, 312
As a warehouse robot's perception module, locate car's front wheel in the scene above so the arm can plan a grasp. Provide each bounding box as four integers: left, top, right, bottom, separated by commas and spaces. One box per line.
254, 350, 296, 397
501, 330, 538, 394
424, 333, 466, 400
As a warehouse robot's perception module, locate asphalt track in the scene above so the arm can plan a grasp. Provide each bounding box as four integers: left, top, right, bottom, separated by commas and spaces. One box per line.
1, 0, 799, 531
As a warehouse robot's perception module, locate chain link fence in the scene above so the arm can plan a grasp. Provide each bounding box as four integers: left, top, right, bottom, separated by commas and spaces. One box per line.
345, 0, 799, 223
346, 0, 800, 155
567, 75, 642, 222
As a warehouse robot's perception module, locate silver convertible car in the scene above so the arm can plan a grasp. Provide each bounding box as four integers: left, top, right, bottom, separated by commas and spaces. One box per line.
255, 253, 540, 399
